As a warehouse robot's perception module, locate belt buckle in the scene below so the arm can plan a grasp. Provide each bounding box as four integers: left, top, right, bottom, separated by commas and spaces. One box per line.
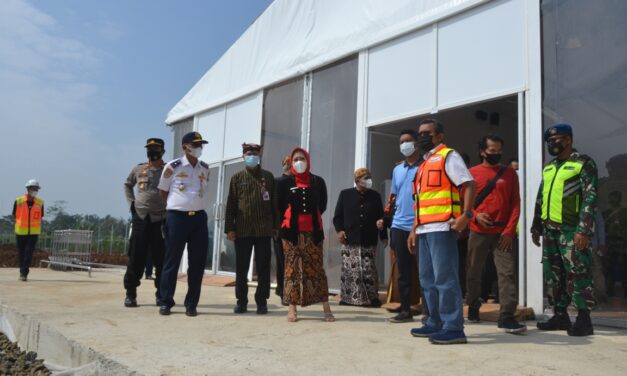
188, 211, 196, 216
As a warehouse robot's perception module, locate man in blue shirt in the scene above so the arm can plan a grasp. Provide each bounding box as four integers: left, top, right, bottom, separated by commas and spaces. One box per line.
387, 129, 422, 323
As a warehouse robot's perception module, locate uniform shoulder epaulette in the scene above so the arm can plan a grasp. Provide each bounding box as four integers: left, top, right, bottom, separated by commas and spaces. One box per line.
200, 161, 209, 169
169, 159, 182, 168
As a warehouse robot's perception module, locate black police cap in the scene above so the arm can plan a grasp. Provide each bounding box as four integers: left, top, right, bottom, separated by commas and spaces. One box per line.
182, 132, 208, 145
145, 138, 165, 148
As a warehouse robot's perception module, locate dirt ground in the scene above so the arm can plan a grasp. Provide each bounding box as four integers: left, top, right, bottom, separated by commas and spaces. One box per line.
0, 244, 127, 267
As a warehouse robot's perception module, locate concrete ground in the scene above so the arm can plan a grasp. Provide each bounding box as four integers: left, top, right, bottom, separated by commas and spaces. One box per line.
0, 268, 626, 376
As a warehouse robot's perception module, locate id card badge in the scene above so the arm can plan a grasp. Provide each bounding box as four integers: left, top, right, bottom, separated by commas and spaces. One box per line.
262, 190, 270, 201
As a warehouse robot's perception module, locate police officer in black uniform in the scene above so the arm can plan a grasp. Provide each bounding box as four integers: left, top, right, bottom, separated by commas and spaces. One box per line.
158, 132, 211, 317
123, 138, 167, 307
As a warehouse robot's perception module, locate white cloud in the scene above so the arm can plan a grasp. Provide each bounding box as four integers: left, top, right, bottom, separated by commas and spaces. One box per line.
0, 0, 134, 219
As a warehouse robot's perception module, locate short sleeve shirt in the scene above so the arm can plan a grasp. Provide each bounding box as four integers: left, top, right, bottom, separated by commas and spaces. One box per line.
158, 155, 210, 211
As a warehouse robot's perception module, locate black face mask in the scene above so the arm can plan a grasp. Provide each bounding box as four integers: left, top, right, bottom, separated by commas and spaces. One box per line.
547, 142, 564, 156
483, 153, 502, 165
147, 150, 164, 162
418, 134, 435, 152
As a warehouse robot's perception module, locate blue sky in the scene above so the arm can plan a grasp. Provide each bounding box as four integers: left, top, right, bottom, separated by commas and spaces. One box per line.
0, 0, 272, 219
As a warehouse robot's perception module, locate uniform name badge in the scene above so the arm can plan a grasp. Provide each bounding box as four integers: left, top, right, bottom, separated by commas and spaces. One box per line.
262, 190, 270, 201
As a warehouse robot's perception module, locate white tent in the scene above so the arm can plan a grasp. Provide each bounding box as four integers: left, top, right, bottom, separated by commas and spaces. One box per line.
166, 0, 491, 124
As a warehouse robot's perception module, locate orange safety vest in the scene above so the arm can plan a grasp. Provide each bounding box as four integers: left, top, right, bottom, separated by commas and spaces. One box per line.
14, 195, 43, 235
414, 144, 461, 225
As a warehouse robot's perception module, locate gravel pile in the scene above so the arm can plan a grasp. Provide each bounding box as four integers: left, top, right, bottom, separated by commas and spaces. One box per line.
0, 332, 50, 375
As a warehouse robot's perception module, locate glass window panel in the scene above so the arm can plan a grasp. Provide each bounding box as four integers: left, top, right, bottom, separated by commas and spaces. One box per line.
261, 78, 304, 176
224, 93, 263, 160
309, 57, 359, 291
171, 118, 193, 160
437, 0, 525, 107
542, 0, 627, 319
197, 107, 225, 163
218, 161, 246, 273
206, 166, 220, 270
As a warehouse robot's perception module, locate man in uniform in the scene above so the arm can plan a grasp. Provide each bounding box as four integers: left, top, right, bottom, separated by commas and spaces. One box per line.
158, 132, 211, 317
225, 143, 279, 314
13, 179, 44, 281
123, 138, 167, 307
532, 123, 598, 336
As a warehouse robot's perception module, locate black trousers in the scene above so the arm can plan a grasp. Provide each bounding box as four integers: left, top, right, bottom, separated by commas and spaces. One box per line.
390, 228, 414, 312
273, 235, 285, 297
16, 235, 38, 277
235, 236, 271, 306
160, 210, 208, 309
123, 213, 165, 300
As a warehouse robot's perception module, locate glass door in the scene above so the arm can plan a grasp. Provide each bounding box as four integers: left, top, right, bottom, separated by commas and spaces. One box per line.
205, 165, 221, 272
216, 159, 245, 274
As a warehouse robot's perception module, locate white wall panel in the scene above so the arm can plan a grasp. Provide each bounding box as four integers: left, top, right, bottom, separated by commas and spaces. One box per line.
437, 0, 525, 108
367, 27, 435, 125
197, 107, 225, 163
223, 92, 263, 160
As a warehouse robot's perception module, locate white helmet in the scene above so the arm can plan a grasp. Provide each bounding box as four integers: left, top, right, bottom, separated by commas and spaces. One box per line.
25, 179, 40, 189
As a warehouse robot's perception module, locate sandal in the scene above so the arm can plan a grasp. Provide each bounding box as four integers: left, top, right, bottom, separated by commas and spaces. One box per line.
323, 312, 335, 322
287, 307, 298, 322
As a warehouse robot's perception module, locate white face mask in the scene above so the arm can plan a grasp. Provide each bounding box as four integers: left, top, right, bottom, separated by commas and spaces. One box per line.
293, 160, 307, 174
400, 142, 416, 157
28, 190, 38, 197
187, 146, 203, 158
362, 178, 373, 190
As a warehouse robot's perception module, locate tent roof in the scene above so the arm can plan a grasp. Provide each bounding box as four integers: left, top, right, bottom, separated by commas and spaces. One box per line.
166, 0, 486, 124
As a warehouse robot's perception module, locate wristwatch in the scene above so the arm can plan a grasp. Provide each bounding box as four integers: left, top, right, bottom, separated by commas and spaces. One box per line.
463, 210, 473, 219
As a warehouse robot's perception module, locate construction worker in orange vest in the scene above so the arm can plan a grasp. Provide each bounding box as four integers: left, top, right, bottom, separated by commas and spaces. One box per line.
407, 119, 476, 345
13, 179, 44, 281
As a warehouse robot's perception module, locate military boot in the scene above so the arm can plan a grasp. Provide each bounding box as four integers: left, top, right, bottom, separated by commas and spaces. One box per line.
567, 310, 594, 336
536, 309, 571, 331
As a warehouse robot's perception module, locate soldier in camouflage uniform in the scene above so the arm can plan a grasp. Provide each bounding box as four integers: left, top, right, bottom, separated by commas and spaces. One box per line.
531, 124, 598, 337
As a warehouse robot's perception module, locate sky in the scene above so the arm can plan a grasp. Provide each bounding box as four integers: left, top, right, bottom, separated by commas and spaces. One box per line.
0, 0, 272, 219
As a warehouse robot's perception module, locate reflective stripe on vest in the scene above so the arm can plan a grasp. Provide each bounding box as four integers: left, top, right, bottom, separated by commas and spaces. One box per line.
15, 195, 43, 235
415, 145, 461, 224
541, 160, 583, 225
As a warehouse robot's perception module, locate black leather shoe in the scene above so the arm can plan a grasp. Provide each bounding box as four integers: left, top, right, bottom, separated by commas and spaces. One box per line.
159, 305, 171, 316
233, 304, 248, 314
186, 307, 198, 317
567, 310, 593, 336
257, 305, 268, 315
124, 296, 138, 308
537, 310, 571, 331
467, 306, 480, 323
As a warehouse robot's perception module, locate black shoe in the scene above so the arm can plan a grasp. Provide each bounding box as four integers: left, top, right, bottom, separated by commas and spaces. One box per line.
124, 296, 138, 308
370, 298, 382, 308
233, 304, 248, 314
467, 306, 480, 323
145, 275, 154, 280
185, 307, 198, 317
567, 310, 593, 336
498, 317, 527, 334
338, 301, 350, 306
537, 310, 571, 331
19, 275, 27, 282
159, 305, 171, 316
257, 305, 268, 315
389, 311, 413, 323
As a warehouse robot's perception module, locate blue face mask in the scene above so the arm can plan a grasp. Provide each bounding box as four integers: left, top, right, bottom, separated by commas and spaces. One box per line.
244, 155, 260, 167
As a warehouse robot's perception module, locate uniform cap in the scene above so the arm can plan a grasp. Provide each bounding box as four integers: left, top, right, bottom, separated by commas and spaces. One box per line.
145, 138, 165, 148
25, 179, 40, 189
544, 123, 573, 142
182, 132, 208, 145
242, 143, 262, 153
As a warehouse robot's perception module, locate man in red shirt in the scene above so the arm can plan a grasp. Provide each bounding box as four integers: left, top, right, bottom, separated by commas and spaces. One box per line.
466, 134, 526, 333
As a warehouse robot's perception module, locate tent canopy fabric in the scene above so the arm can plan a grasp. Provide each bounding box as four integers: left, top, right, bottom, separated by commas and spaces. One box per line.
166, 0, 487, 124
